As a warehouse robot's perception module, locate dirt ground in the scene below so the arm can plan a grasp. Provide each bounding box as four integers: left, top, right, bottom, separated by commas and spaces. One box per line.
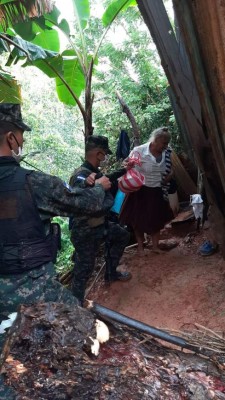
88, 219, 225, 333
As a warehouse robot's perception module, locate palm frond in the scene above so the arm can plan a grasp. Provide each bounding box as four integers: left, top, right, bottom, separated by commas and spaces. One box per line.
0, 0, 54, 30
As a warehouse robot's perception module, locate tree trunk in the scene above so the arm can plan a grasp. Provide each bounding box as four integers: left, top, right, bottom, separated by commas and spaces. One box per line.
84, 59, 94, 140
116, 90, 141, 147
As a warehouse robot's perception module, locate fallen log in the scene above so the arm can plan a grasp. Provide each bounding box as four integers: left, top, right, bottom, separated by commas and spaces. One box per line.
1, 302, 225, 399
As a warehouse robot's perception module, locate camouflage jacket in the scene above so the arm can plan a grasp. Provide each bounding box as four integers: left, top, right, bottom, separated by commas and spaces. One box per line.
69, 161, 126, 230
0, 157, 107, 223
69, 160, 126, 190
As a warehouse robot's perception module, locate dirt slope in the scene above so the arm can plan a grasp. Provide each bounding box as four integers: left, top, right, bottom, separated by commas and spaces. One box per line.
88, 222, 225, 333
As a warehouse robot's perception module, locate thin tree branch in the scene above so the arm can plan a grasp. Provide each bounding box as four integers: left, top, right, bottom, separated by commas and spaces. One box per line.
116, 90, 141, 146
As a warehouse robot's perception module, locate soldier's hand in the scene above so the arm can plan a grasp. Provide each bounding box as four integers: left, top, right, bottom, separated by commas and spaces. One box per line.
85, 173, 96, 186
95, 176, 111, 191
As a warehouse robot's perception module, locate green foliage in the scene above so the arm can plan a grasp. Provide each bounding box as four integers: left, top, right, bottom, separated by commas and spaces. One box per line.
0, 0, 183, 272
11, 63, 85, 181
55, 53, 85, 105
92, 6, 179, 150
53, 217, 74, 273
72, 0, 90, 30
3, 35, 58, 63
14, 19, 60, 51
0, 0, 53, 31
0, 67, 21, 103
102, 0, 136, 27
0, 0, 137, 140
0, 0, 179, 147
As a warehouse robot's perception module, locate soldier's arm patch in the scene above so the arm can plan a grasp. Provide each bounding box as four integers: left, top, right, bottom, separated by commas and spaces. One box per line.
63, 182, 73, 192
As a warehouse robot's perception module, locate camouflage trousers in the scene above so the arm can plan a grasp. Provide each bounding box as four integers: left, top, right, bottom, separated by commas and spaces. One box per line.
0, 262, 79, 399
71, 222, 130, 303
0, 262, 79, 320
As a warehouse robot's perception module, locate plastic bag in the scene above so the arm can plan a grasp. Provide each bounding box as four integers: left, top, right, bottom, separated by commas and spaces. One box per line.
118, 168, 145, 194
190, 194, 204, 220
118, 151, 145, 194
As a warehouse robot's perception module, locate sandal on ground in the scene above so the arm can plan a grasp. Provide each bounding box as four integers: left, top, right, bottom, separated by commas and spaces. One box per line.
199, 241, 218, 256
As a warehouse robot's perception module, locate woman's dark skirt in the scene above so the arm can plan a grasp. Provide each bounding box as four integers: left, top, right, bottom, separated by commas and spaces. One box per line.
119, 186, 173, 234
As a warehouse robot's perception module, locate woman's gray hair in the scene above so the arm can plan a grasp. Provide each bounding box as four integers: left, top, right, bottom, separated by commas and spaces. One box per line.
149, 126, 171, 142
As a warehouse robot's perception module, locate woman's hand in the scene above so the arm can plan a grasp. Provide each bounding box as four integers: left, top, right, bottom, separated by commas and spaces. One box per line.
122, 159, 136, 170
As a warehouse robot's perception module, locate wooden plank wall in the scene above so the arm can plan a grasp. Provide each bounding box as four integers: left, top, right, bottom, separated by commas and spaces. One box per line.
173, 0, 225, 192
137, 0, 225, 252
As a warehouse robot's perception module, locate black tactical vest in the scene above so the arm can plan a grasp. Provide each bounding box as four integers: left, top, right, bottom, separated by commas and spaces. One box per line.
0, 166, 53, 274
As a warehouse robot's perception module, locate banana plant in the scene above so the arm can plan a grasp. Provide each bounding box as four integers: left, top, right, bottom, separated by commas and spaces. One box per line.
0, 0, 54, 103
0, 0, 53, 29
0, 0, 136, 138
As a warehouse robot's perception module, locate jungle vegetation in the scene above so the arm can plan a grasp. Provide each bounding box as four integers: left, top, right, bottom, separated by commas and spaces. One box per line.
0, 0, 179, 272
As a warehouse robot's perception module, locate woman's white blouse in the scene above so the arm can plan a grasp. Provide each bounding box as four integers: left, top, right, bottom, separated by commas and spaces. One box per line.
129, 143, 166, 187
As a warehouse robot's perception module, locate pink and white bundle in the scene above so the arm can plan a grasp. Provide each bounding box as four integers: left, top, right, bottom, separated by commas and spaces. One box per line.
118, 152, 145, 194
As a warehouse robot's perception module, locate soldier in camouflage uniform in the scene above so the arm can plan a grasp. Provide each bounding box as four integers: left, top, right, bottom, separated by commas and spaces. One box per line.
69, 136, 132, 305
0, 104, 112, 397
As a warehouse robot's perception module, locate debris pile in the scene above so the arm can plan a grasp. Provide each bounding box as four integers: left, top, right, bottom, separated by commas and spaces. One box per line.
1, 302, 225, 399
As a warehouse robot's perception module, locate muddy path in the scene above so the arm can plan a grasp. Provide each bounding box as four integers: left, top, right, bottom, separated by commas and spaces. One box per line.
88, 221, 225, 333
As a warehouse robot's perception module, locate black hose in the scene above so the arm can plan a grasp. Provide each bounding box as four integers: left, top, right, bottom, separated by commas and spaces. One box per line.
89, 302, 200, 353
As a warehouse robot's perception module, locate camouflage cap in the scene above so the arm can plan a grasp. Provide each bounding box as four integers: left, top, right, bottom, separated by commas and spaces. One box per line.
0, 103, 31, 131
86, 135, 112, 154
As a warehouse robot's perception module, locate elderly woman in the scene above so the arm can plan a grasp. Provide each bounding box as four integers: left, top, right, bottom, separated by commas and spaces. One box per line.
120, 127, 174, 254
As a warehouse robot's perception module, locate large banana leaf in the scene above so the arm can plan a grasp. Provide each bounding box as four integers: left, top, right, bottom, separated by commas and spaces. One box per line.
43, 6, 70, 35
13, 19, 60, 51
56, 50, 85, 105
0, 34, 62, 79
32, 26, 59, 51
102, 0, 136, 27
0, 0, 54, 30
0, 36, 85, 106
12, 20, 37, 41
12, 6, 65, 50
1, 35, 58, 64
72, 0, 90, 30
32, 55, 63, 78
0, 68, 21, 103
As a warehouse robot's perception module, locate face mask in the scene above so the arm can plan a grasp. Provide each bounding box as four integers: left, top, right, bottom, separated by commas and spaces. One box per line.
11, 147, 23, 163
100, 154, 110, 167
10, 134, 23, 163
